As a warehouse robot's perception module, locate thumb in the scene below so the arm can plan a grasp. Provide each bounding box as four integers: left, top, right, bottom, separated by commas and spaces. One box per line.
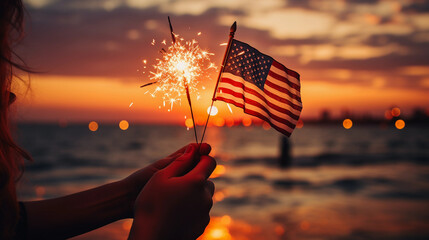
161, 144, 198, 177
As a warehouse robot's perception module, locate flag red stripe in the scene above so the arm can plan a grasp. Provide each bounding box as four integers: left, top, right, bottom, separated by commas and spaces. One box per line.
217, 87, 297, 129
220, 77, 302, 112
272, 60, 300, 80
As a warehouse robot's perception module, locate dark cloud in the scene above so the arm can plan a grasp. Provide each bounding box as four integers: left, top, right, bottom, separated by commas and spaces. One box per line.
17, 7, 237, 79
14, 2, 429, 94
347, 0, 379, 4
402, 0, 429, 13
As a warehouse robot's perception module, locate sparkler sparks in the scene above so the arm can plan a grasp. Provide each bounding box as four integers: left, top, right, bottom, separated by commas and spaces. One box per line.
227, 103, 233, 114
144, 35, 216, 110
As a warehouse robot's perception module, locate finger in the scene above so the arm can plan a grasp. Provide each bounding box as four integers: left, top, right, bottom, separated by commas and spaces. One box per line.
199, 143, 211, 156
151, 143, 195, 170
186, 155, 217, 182
161, 144, 198, 177
205, 180, 215, 196
150, 151, 183, 170
167, 144, 191, 158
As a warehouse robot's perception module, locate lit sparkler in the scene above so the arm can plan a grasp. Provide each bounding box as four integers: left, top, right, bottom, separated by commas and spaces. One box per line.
141, 17, 216, 142
145, 38, 214, 108
141, 29, 215, 110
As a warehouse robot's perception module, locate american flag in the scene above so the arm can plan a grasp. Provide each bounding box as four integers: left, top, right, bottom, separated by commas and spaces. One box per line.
215, 39, 302, 137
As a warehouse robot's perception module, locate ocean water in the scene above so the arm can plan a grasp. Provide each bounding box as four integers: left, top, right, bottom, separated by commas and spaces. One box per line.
16, 124, 429, 240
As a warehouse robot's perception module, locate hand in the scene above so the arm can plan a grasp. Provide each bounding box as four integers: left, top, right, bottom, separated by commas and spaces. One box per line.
122, 143, 212, 218
129, 144, 216, 240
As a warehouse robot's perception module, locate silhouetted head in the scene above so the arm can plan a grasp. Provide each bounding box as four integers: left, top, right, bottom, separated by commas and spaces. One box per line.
0, 0, 32, 239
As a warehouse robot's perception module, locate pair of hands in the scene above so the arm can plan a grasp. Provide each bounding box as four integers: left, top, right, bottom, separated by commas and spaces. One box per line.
124, 143, 216, 240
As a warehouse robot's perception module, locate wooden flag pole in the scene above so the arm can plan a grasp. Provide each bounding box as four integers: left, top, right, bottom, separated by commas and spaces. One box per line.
200, 21, 237, 144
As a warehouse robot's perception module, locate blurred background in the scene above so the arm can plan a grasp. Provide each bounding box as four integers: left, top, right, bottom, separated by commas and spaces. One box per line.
13, 0, 429, 239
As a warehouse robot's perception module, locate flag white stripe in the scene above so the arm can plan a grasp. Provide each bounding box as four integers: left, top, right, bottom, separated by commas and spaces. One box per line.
218, 81, 300, 123
217, 90, 294, 133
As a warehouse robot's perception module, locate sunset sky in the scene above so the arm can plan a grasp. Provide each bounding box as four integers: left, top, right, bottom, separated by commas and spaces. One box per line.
13, 0, 429, 124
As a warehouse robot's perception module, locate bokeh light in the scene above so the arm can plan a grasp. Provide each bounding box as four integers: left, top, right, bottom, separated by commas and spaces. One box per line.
225, 118, 234, 127
210, 165, 226, 178
207, 106, 218, 116
343, 119, 353, 129
384, 110, 393, 120
199, 216, 232, 240
300, 221, 310, 230
213, 117, 225, 127
262, 121, 271, 130
213, 191, 225, 202
391, 107, 401, 117
220, 215, 232, 225
88, 121, 98, 132
185, 118, 194, 128
35, 186, 46, 197
395, 119, 405, 129
242, 118, 252, 127
275, 225, 285, 236
119, 120, 129, 130
296, 119, 304, 129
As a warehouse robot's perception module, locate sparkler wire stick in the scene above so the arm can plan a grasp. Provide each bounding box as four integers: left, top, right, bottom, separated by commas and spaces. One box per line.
168, 16, 198, 143
168, 16, 176, 44
184, 79, 198, 143
200, 21, 237, 144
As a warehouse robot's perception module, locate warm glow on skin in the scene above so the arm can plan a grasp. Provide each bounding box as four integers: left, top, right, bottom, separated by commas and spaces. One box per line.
395, 119, 405, 129
343, 119, 353, 129
119, 120, 129, 130
88, 121, 99, 132
122, 219, 133, 231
